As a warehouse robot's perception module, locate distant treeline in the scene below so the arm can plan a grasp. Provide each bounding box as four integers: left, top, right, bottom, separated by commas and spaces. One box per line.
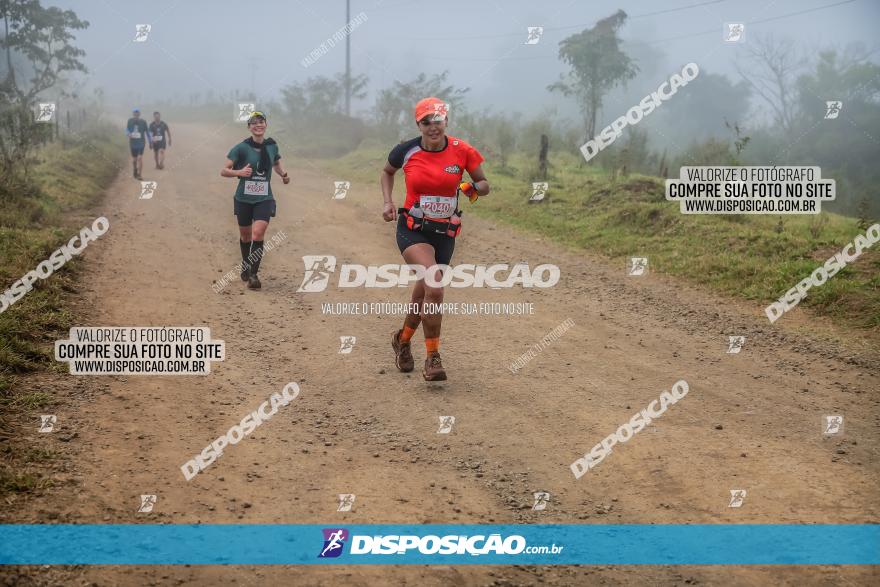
145, 11, 878, 218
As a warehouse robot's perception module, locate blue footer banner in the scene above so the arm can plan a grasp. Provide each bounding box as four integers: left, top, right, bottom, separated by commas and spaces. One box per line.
0, 524, 877, 565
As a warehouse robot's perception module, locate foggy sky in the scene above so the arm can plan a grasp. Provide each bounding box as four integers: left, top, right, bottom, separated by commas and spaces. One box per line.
50, 0, 880, 121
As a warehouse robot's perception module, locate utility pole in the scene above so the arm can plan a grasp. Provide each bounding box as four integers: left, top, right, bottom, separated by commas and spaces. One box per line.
345, 0, 351, 116
247, 57, 258, 100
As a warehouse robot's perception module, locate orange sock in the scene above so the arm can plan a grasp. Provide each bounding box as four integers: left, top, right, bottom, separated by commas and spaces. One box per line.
400, 325, 417, 343
425, 337, 440, 353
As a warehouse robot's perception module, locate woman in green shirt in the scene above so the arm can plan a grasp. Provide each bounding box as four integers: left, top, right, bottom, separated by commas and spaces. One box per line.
220, 112, 289, 290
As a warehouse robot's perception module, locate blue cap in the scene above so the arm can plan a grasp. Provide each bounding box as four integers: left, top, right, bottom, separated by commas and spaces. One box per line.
132, 108, 140, 113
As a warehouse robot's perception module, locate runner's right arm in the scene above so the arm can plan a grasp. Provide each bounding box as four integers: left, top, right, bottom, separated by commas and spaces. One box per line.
221, 158, 251, 178
380, 162, 398, 222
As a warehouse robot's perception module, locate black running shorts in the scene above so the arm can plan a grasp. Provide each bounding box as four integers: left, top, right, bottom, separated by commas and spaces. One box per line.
234, 199, 276, 226
396, 214, 456, 266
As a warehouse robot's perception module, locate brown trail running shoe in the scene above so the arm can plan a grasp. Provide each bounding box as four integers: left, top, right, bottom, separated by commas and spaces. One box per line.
247, 274, 261, 290
423, 351, 447, 381
391, 330, 414, 373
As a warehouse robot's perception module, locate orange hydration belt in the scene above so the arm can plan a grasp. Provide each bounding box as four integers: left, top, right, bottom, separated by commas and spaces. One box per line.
398, 207, 462, 238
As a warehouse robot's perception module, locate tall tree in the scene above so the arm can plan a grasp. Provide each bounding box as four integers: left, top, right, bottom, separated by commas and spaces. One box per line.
735, 35, 805, 134
549, 10, 638, 142
0, 0, 87, 174
0, 0, 87, 101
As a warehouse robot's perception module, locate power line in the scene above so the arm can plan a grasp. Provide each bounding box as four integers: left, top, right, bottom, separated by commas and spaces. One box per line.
638, 0, 858, 45
392, 0, 729, 41
418, 0, 860, 61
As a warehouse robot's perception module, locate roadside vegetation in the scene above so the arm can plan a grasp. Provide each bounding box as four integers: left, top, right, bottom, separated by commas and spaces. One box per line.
0, 0, 122, 496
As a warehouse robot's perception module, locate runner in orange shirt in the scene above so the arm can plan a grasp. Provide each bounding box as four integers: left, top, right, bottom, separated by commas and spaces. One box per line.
381, 97, 490, 381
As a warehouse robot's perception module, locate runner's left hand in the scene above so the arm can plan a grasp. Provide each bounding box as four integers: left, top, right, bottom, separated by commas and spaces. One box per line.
459, 182, 478, 203
382, 202, 396, 222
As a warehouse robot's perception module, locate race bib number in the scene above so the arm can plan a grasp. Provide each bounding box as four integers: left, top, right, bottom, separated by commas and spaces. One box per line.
244, 180, 268, 196
152, 134, 162, 141
419, 195, 457, 218
130, 131, 141, 139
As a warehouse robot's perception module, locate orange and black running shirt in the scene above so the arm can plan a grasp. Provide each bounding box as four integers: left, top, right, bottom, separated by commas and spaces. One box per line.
388, 135, 484, 219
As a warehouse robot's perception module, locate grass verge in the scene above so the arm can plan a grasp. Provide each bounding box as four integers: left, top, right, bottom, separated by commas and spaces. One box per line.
0, 122, 124, 496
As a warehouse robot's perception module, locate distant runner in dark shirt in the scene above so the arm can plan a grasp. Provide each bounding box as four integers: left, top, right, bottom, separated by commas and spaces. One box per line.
148, 111, 171, 170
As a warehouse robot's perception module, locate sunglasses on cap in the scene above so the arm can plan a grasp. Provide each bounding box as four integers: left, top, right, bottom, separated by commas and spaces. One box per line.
247, 112, 267, 124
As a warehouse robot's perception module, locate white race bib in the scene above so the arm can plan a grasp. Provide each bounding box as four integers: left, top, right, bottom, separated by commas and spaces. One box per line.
244, 180, 269, 196
419, 194, 457, 218
130, 131, 141, 139
152, 134, 162, 141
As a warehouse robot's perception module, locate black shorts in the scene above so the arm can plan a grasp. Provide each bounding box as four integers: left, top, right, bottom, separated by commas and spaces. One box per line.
396, 214, 456, 266
130, 143, 145, 156
234, 199, 276, 226
151, 141, 166, 151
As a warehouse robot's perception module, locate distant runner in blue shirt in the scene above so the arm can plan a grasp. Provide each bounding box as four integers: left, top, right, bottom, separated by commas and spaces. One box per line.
125, 108, 151, 180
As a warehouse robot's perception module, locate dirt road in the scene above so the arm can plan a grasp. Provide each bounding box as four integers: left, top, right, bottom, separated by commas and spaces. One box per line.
4, 122, 878, 586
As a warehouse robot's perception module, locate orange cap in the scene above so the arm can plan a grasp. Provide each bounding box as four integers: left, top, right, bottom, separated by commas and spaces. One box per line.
414, 97, 449, 122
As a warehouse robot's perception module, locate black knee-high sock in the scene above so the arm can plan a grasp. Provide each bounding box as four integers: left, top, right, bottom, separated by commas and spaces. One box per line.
240, 240, 251, 272
250, 240, 264, 275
